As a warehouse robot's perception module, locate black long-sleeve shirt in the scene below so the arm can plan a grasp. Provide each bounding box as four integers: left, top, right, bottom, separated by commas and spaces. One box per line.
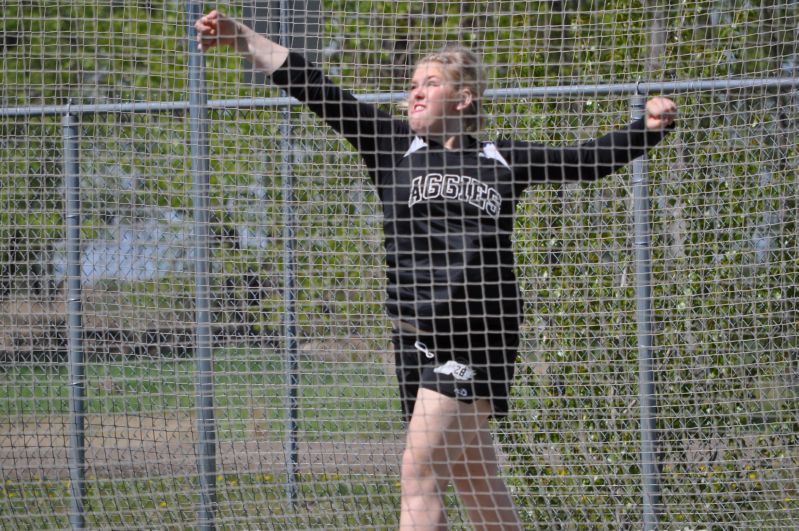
270, 52, 672, 334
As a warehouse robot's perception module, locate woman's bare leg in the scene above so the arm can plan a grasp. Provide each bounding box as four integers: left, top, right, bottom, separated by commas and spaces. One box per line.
449, 423, 522, 530
399, 388, 493, 531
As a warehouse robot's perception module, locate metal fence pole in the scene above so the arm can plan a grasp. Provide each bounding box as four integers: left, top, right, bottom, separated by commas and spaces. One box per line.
187, 2, 217, 529
63, 110, 87, 530
278, 0, 300, 507
630, 93, 662, 530
281, 109, 300, 507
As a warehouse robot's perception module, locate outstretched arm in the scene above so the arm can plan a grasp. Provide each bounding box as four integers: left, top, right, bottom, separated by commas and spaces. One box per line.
194, 10, 407, 181
508, 96, 678, 185
194, 10, 288, 76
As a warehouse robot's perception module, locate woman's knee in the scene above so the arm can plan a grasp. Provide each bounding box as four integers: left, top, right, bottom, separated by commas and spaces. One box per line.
401, 444, 448, 496
401, 444, 434, 478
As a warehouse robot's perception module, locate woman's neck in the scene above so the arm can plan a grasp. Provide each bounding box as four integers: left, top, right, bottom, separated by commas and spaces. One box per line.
424, 133, 469, 151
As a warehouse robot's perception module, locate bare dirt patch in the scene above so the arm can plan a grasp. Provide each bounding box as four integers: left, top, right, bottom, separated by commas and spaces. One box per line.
0, 411, 403, 482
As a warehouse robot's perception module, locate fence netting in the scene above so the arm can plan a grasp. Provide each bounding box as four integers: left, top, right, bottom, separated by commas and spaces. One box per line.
1, 1, 797, 529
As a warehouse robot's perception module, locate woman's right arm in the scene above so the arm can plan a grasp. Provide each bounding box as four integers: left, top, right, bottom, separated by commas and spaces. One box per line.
194, 10, 406, 177
195, 10, 288, 76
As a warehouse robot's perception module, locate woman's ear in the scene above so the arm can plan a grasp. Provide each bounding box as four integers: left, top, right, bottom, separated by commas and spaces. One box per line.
456, 88, 474, 112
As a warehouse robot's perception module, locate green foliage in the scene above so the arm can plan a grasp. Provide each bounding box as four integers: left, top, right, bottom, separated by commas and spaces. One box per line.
0, 2, 188, 106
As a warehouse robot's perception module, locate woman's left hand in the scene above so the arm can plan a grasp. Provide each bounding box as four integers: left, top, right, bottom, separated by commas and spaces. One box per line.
645, 97, 678, 130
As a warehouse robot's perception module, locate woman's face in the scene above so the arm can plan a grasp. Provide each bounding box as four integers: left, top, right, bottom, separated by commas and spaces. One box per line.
407, 63, 463, 138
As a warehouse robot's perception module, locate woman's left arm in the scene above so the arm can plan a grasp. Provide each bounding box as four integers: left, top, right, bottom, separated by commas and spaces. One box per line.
509, 96, 678, 184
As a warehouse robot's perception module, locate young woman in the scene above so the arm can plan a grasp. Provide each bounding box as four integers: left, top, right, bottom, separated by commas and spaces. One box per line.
195, 10, 677, 530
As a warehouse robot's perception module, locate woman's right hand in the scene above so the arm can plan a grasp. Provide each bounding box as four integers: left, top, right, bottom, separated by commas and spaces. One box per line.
195, 10, 248, 52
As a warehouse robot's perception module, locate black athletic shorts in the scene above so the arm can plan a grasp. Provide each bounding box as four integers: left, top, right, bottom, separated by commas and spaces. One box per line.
392, 326, 520, 423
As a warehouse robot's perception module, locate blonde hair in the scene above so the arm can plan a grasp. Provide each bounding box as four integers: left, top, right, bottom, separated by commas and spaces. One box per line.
410, 46, 487, 133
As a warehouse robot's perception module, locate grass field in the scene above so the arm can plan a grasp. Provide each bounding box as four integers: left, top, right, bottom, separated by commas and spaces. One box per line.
0, 347, 400, 440
0, 346, 421, 529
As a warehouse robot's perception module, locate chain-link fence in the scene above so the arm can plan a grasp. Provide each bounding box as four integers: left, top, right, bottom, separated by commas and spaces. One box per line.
1, 1, 797, 529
